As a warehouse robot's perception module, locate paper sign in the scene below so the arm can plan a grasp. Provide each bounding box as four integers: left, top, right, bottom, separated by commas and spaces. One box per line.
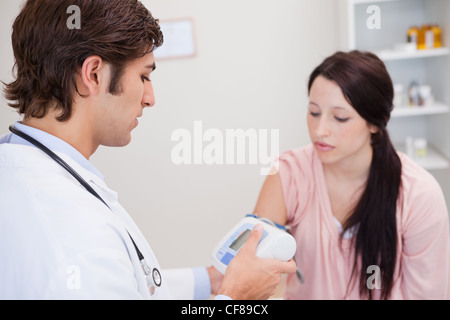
154, 19, 196, 60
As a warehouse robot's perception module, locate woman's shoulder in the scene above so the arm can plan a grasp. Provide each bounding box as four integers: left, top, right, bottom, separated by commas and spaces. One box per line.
276, 145, 320, 226
398, 151, 443, 195
276, 145, 319, 196
397, 151, 448, 227
277, 144, 317, 171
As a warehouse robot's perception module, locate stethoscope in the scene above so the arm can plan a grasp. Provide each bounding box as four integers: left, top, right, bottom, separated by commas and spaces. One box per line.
9, 125, 162, 296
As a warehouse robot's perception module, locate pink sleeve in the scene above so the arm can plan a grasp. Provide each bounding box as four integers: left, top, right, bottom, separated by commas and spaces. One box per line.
399, 159, 450, 299
277, 149, 314, 228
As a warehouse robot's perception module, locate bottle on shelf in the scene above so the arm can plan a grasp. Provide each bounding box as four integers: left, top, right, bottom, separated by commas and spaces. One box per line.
419, 85, 434, 106
406, 136, 414, 158
432, 24, 442, 48
418, 24, 435, 50
407, 26, 419, 47
414, 138, 428, 158
408, 81, 423, 106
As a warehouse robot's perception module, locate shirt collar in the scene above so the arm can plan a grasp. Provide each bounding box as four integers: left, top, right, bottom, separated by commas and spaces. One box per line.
10, 122, 105, 179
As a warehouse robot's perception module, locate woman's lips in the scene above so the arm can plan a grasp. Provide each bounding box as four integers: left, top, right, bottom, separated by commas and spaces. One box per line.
314, 141, 335, 152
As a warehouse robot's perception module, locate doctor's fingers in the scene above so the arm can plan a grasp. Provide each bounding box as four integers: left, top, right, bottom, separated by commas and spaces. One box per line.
264, 258, 297, 275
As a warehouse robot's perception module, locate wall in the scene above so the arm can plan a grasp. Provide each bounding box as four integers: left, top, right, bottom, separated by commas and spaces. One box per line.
427, 0, 450, 206
0, 1, 22, 125
99, 0, 340, 268
0, 0, 338, 268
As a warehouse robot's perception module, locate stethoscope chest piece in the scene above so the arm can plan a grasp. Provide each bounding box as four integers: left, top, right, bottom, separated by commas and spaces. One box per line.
9, 125, 163, 297
141, 260, 162, 296
148, 268, 162, 295
152, 268, 162, 287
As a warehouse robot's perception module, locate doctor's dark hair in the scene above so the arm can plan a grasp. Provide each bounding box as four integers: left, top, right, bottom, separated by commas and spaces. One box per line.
4, 0, 163, 122
308, 51, 402, 300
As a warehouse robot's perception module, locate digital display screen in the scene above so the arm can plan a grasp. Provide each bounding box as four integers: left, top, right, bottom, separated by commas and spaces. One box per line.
229, 229, 251, 251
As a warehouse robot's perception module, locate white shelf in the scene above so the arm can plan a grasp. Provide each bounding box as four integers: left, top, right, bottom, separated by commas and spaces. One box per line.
352, 0, 399, 4
413, 147, 449, 170
391, 102, 450, 118
396, 144, 450, 170
344, 0, 450, 175
377, 48, 450, 61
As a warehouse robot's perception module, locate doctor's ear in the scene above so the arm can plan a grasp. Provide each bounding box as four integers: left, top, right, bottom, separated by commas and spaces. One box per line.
77, 55, 111, 96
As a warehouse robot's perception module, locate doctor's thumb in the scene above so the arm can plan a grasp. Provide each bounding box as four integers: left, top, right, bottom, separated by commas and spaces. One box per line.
241, 224, 263, 255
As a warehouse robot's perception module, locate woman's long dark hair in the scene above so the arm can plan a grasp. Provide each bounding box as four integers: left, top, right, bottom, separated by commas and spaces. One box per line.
308, 51, 402, 300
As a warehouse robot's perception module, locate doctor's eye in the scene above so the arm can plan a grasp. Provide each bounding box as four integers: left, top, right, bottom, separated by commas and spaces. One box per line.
141, 75, 151, 83
309, 112, 320, 117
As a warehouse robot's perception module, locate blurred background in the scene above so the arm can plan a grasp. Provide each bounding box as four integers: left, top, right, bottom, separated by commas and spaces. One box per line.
0, 0, 448, 269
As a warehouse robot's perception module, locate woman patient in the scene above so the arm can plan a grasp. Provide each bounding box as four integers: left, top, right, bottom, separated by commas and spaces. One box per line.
254, 50, 450, 299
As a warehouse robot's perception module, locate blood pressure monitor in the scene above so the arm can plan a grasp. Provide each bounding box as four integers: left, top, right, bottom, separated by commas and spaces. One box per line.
211, 214, 297, 274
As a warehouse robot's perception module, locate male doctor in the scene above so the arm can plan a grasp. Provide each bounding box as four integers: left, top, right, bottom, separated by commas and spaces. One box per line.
0, 0, 296, 300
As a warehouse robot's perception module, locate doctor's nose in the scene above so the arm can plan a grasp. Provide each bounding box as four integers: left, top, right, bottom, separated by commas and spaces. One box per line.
142, 81, 156, 108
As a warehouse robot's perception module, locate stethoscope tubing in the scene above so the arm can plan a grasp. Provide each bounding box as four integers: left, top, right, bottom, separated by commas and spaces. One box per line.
9, 125, 161, 292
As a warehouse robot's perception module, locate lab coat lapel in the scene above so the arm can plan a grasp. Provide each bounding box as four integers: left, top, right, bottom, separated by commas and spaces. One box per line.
55, 151, 172, 299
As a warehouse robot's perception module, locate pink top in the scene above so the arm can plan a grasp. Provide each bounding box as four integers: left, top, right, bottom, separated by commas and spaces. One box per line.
278, 144, 450, 299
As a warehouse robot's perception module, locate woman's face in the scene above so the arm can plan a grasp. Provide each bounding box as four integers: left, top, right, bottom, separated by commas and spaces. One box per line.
307, 76, 378, 166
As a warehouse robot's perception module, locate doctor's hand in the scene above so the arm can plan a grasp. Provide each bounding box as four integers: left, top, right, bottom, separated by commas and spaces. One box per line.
216, 224, 297, 300
207, 265, 224, 296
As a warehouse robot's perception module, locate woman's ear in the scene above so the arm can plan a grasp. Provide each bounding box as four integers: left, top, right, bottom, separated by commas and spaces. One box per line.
369, 124, 379, 135
370, 124, 385, 145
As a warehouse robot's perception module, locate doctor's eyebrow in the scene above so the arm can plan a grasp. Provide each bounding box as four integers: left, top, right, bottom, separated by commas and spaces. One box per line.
145, 64, 156, 71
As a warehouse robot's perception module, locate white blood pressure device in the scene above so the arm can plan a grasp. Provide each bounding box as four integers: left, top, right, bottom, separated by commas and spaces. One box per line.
211, 214, 297, 275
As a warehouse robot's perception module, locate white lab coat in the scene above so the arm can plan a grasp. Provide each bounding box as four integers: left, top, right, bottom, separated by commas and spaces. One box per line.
0, 143, 196, 299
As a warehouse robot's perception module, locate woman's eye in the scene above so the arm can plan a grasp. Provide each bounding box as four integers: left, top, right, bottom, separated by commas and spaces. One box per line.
335, 117, 350, 123
310, 112, 320, 117
141, 75, 151, 82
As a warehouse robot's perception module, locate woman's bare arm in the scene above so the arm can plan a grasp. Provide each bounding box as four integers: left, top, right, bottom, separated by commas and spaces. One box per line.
253, 173, 288, 226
